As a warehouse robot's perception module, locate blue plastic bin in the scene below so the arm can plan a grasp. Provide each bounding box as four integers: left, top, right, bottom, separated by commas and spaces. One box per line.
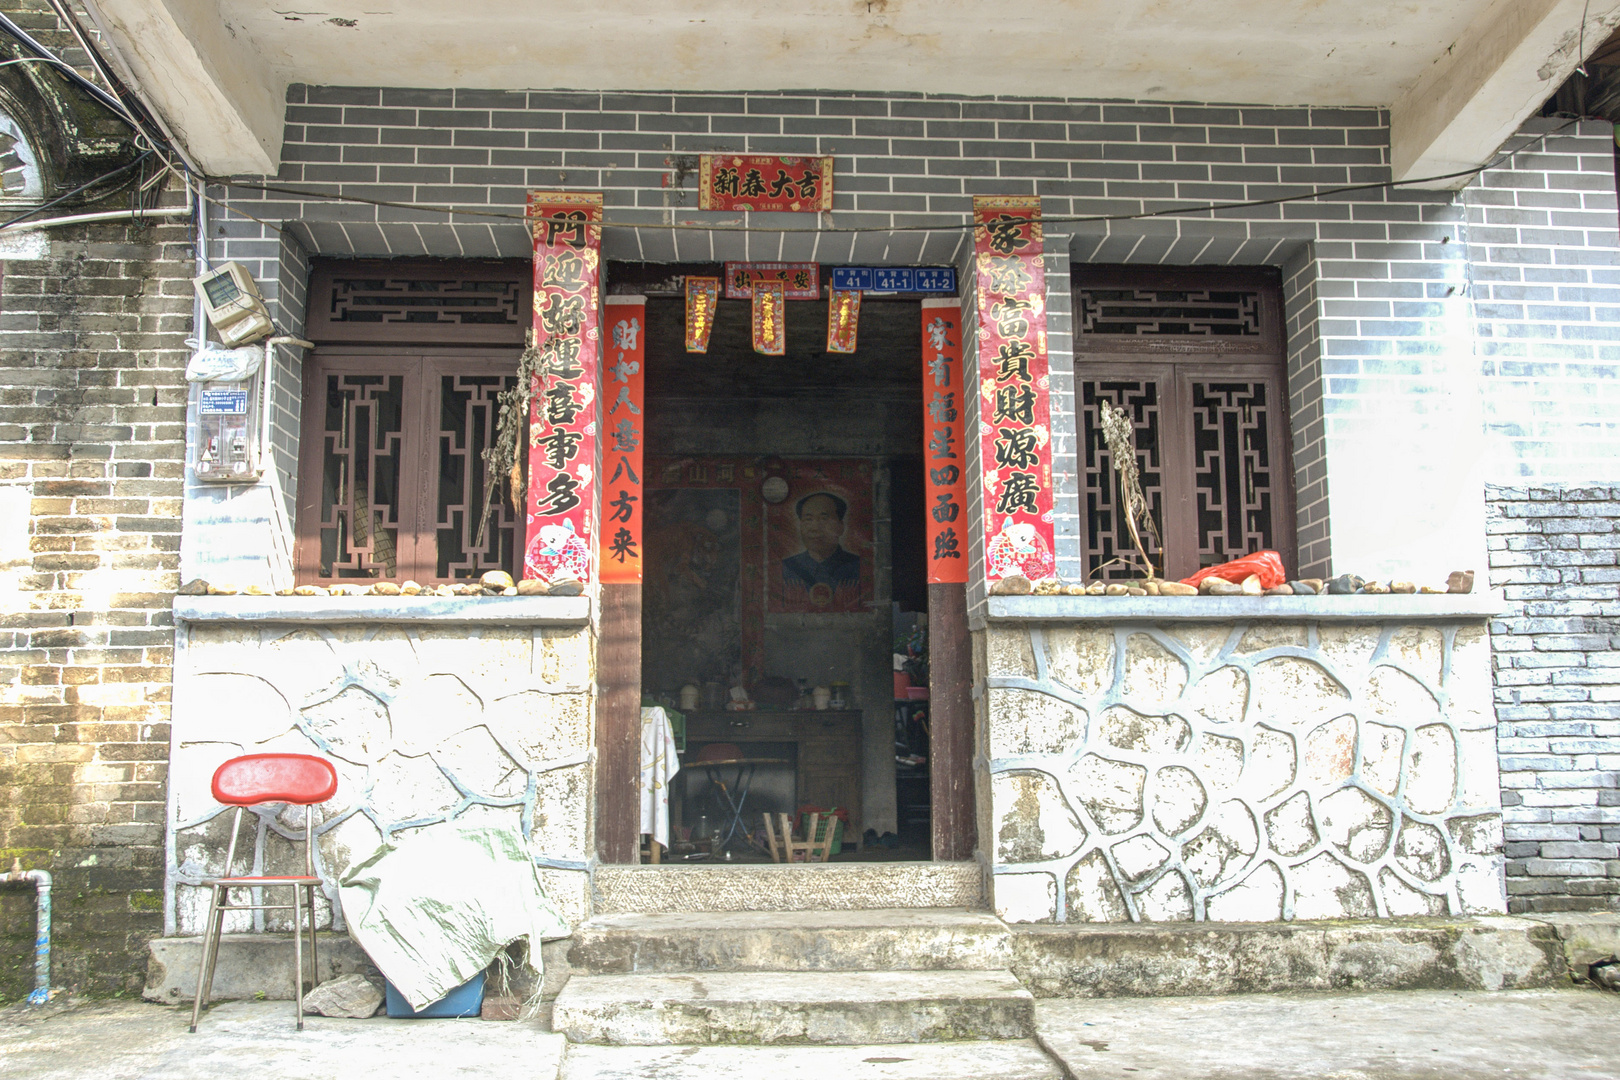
383, 971, 485, 1018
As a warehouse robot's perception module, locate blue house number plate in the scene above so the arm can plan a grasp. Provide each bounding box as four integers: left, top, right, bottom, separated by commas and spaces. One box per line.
831, 266, 956, 294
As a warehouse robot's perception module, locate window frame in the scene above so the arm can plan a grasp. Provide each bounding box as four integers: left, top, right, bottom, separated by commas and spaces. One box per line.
1071, 266, 1297, 581
293, 348, 525, 586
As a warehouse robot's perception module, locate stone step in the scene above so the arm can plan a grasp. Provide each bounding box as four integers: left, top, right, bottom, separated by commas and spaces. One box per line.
591, 862, 984, 913
552, 970, 1035, 1045
560, 1040, 1062, 1079
1009, 914, 1568, 997
569, 908, 1010, 975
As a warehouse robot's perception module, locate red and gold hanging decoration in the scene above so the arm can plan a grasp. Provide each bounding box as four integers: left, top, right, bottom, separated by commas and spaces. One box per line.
973, 195, 1055, 584
699, 154, 833, 213
600, 295, 644, 583
724, 261, 819, 300
922, 299, 967, 584
826, 289, 861, 354
684, 275, 719, 353
752, 279, 786, 356
524, 191, 602, 587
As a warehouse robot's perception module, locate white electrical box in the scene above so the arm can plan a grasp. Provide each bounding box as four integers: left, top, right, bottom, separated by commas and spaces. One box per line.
186, 343, 264, 483
193, 261, 273, 347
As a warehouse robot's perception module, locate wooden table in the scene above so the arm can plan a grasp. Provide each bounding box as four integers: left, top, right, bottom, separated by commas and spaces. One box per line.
681, 710, 864, 838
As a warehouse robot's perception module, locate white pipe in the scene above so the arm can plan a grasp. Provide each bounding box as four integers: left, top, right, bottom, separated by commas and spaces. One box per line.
6, 859, 51, 1005
6, 205, 191, 231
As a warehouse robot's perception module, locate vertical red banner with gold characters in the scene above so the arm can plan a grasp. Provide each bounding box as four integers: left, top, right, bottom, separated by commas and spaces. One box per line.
973, 195, 1056, 583
524, 191, 602, 587
601, 295, 644, 583
752, 280, 786, 355
922, 299, 968, 584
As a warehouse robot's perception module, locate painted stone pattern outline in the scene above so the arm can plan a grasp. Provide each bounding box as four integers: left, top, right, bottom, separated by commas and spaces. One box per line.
984, 619, 1504, 923
165, 623, 595, 936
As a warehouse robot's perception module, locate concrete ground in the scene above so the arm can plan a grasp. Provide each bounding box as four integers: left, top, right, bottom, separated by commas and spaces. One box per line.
0, 987, 1616, 1079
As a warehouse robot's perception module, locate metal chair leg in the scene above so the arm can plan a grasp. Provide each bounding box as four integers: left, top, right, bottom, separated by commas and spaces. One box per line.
306, 884, 320, 994
197, 889, 229, 1018
188, 884, 224, 1034
291, 886, 305, 1031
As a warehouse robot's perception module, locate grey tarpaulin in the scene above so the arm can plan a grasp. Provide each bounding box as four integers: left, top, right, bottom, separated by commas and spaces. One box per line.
338, 821, 569, 1011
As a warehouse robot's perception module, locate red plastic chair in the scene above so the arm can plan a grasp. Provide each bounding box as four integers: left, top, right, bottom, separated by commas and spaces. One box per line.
189, 753, 338, 1033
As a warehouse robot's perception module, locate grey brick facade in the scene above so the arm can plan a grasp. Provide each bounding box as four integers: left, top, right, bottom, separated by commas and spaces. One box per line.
1488, 483, 1620, 912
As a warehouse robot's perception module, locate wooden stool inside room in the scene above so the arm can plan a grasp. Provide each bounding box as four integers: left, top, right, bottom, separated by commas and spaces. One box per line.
763, 812, 836, 864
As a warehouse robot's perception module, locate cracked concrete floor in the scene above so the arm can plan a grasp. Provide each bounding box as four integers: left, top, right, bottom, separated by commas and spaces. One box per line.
1, 988, 1617, 1079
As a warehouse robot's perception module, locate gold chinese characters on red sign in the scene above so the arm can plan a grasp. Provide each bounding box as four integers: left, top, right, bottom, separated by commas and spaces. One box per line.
700, 154, 833, 213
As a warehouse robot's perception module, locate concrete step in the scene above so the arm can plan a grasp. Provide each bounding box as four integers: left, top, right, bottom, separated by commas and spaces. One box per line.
591, 861, 983, 913
569, 908, 1011, 975
552, 970, 1035, 1045
1010, 915, 1568, 997
560, 1040, 1062, 1079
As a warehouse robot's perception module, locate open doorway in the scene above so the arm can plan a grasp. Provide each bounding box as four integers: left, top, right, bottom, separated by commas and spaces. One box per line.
631, 276, 931, 863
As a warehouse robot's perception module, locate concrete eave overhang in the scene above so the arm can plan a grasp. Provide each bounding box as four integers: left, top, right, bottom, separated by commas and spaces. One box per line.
78, 0, 1620, 185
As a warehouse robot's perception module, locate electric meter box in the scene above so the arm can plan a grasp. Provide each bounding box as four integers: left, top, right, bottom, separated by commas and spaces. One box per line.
186, 343, 265, 483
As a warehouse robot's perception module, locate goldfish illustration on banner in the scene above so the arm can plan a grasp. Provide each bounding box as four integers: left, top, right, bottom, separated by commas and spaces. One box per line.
752, 279, 786, 356
827, 289, 861, 354
684, 275, 718, 353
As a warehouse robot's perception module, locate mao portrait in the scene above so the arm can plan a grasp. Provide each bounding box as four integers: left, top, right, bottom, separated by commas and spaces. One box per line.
768, 467, 873, 614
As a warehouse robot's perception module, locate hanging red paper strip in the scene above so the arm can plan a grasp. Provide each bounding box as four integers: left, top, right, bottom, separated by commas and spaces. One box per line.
524, 191, 602, 587
600, 295, 644, 583
684, 276, 719, 353
973, 195, 1055, 583
699, 154, 833, 213
724, 261, 819, 300
826, 289, 861, 354
922, 299, 968, 584
752, 280, 786, 355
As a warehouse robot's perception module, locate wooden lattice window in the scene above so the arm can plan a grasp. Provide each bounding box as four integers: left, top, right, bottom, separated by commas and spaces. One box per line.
1074, 267, 1294, 581
306, 260, 530, 346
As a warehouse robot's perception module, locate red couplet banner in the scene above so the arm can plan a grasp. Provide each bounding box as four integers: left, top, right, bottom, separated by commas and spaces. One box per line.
524, 191, 602, 586
921, 299, 968, 584
600, 296, 645, 583
972, 195, 1056, 583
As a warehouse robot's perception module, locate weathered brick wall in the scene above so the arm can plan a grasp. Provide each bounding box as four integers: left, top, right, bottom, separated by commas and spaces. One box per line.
1487, 484, 1620, 913
0, 210, 194, 997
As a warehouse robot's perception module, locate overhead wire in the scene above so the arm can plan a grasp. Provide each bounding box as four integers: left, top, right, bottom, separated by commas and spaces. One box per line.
0, 149, 152, 229
215, 118, 1583, 237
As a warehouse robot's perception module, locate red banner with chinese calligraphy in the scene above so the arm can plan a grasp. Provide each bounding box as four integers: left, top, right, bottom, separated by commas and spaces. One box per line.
922, 299, 968, 584
752, 280, 786, 355
524, 191, 602, 587
684, 276, 718, 353
973, 195, 1055, 583
724, 262, 819, 300
827, 289, 861, 354
600, 296, 644, 583
700, 154, 833, 213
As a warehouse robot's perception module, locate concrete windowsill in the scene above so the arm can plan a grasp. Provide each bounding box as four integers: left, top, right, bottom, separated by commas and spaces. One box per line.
173, 594, 592, 626
985, 593, 1505, 623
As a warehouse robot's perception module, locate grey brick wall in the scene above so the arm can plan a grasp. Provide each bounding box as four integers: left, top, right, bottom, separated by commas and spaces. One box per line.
209, 91, 1620, 584
1488, 483, 1620, 913
1465, 120, 1620, 481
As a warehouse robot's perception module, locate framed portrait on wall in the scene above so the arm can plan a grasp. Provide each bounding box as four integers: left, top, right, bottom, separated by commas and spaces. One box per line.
765, 460, 875, 614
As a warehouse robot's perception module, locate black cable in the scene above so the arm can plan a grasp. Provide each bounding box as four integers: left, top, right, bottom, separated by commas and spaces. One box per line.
219, 119, 1581, 236
0, 149, 153, 230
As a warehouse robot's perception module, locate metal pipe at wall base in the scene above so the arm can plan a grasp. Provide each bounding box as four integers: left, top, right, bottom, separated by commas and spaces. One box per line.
5, 859, 50, 1005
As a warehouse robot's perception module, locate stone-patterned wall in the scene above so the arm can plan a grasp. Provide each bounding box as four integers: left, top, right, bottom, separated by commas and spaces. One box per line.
1487, 483, 1620, 913
980, 617, 1505, 923
166, 619, 596, 936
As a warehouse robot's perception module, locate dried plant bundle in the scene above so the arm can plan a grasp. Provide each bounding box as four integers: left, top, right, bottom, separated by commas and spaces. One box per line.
1097, 401, 1162, 580
474, 334, 545, 547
